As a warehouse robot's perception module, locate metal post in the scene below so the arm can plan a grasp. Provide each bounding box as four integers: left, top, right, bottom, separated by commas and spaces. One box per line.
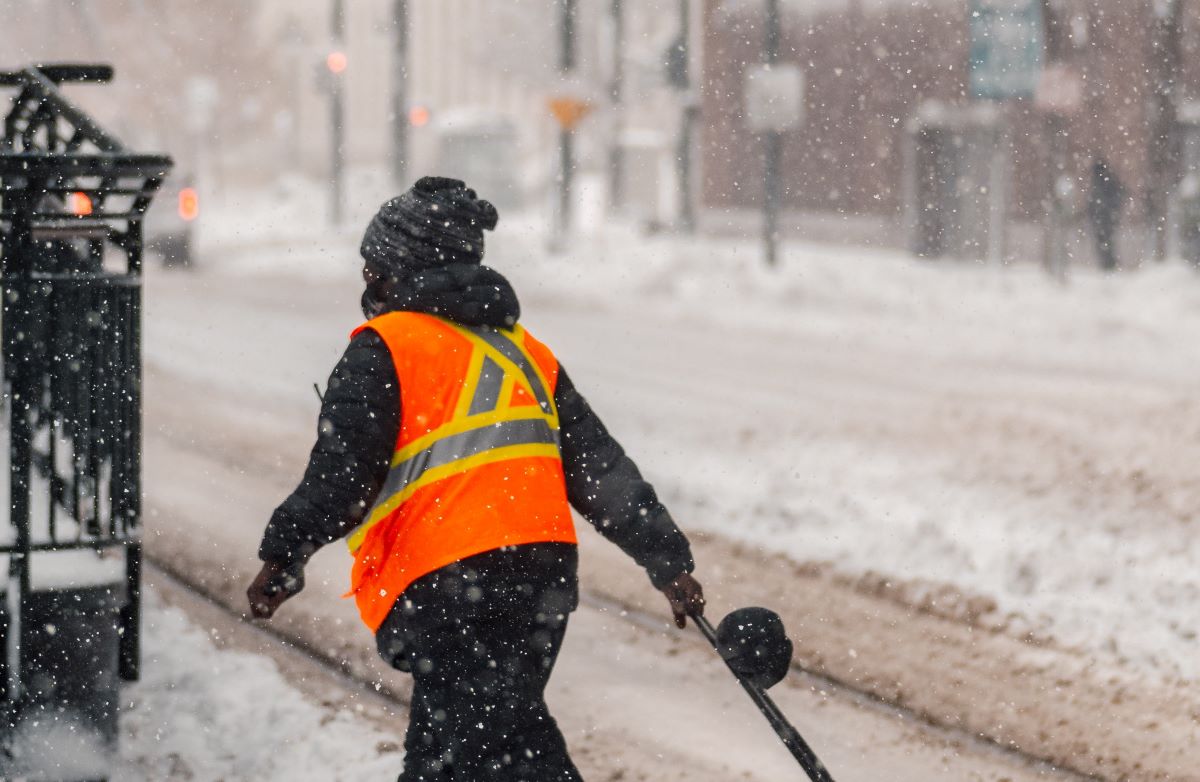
902, 118, 919, 254
555, 0, 577, 244
3, 202, 33, 706
120, 266, 145, 681
330, 0, 346, 225
764, 0, 782, 267
391, 0, 409, 187
1147, 0, 1182, 262
609, 0, 624, 210
988, 111, 1010, 264
678, 0, 697, 233
1042, 113, 1067, 278
561, 0, 578, 71
560, 130, 574, 237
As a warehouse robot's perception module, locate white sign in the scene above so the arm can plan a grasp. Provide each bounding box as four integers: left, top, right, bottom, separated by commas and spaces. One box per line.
1034, 65, 1083, 116
185, 77, 220, 134
744, 64, 805, 133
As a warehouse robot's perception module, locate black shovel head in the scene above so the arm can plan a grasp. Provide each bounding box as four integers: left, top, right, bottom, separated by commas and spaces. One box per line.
716, 607, 793, 689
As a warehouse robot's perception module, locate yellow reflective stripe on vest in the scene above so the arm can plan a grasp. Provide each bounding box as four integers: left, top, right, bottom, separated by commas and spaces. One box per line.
346, 323, 560, 554
446, 323, 557, 419
377, 416, 559, 507
509, 324, 558, 419
451, 344, 488, 420
387, 405, 550, 469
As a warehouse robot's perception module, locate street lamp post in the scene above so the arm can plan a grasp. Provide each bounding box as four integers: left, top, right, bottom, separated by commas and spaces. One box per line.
677, 0, 698, 233
391, 0, 409, 188
609, 0, 624, 211
329, 0, 346, 225
763, 0, 782, 267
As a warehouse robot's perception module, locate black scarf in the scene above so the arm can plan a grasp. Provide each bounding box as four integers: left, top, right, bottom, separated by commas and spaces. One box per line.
361, 262, 520, 329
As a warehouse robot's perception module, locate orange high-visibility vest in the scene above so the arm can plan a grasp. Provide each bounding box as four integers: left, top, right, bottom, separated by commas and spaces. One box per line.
344, 311, 577, 631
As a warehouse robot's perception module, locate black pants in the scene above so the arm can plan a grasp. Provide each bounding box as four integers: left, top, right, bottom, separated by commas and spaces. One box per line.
376, 543, 583, 782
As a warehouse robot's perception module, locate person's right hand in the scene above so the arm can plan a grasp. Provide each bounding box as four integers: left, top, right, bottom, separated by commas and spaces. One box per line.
660, 572, 705, 629
246, 560, 305, 620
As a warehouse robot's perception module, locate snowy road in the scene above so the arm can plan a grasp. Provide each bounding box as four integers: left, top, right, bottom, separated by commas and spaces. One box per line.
137, 264, 1089, 780
134, 197, 1200, 780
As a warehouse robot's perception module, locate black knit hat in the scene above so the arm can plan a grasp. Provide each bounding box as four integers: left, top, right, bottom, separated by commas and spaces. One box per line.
360, 176, 499, 274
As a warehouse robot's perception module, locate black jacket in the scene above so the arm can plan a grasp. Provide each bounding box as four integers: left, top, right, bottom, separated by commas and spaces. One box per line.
259, 327, 694, 589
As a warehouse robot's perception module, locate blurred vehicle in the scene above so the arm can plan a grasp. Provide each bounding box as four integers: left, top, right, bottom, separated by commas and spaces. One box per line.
145, 174, 200, 268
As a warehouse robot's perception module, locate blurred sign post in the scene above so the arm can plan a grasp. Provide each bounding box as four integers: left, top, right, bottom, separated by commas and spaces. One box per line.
1036, 65, 1082, 279
668, 0, 698, 233
744, 59, 804, 268
748, 0, 802, 268
744, 64, 805, 133
551, 0, 581, 252
549, 96, 592, 247
969, 0, 1043, 264
391, 0, 410, 187
327, 0, 347, 225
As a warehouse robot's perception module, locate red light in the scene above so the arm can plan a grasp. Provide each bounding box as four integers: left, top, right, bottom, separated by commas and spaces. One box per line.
326, 51, 348, 74
409, 105, 430, 127
178, 187, 199, 222
69, 192, 93, 216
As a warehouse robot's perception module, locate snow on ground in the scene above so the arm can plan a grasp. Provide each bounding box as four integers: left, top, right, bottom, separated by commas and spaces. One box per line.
116, 587, 403, 781
186, 175, 1200, 686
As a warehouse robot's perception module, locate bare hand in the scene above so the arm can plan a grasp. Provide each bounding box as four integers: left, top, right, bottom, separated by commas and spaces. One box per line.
660, 572, 705, 629
246, 561, 305, 620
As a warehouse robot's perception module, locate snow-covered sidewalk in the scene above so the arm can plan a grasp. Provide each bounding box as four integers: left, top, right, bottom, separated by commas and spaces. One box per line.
117, 578, 404, 781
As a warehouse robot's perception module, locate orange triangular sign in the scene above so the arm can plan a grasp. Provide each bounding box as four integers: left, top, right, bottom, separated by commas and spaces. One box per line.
548, 97, 593, 131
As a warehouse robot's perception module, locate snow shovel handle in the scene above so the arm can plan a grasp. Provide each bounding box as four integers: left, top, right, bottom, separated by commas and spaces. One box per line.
693, 614, 837, 782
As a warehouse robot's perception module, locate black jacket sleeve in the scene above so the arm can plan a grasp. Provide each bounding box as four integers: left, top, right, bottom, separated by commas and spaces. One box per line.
555, 366, 694, 587
258, 330, 399, 565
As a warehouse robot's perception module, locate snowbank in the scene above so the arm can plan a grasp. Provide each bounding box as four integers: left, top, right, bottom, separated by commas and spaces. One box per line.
117, 590, 402, 781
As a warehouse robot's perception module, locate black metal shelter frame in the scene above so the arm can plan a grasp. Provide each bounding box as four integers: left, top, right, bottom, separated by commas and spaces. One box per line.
0, 65, 171, 708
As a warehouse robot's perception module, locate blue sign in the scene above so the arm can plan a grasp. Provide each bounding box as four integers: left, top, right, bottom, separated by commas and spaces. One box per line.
969, 0, 1044, 100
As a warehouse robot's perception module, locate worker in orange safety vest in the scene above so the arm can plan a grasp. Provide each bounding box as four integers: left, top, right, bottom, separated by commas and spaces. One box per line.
247, 177, 704, 781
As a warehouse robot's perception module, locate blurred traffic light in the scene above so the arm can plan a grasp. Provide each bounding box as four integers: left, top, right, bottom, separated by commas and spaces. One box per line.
68, 191, 93, 216
409, 105, 430, 127
178, 187, 199, 222
326, 51, 348, 74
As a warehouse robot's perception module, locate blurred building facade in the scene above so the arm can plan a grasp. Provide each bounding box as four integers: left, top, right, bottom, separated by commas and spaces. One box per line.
7, 0, 1200, 255
701, 0, 1200, 240
254, 0, 701, 216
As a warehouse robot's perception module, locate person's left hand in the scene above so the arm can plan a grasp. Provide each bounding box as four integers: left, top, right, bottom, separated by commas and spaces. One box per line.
246, 560, 306, 620
660, 572, 705, 629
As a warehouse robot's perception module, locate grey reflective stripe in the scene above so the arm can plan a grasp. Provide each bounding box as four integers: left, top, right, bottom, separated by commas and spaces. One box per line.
468, 356, 505, 415
472, 327, 553, 414
370, 416, 559, 513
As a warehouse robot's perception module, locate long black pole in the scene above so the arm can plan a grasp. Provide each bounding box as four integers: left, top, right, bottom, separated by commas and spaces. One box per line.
678, 0, 697, 233
391, 0, 409, 187
609, 0, 624, 210
560, 130, 574, 237
330, 0, 346, 225
556, 0, 578, 244
694, 615, 836, 782
764, 0, 782, 267
3, 200, 34, 707
561, 0, 578, 71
